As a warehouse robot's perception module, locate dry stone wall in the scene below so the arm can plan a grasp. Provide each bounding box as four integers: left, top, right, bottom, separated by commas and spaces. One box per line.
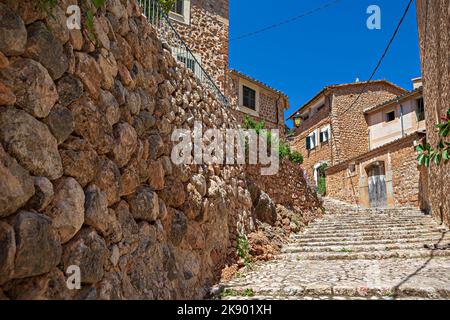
0, 0, 253, 300
245, 160, 323, 232
0, 0, 321, 300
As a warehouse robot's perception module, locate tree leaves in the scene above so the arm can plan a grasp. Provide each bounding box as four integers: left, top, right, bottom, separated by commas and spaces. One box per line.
417, 108, 450, 167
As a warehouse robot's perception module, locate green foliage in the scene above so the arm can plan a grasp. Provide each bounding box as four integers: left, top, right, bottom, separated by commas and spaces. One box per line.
91, 0, 106, 9
417, 108, 450, 167
221, 288, 255, 298
317, 176, 326, 196
278, 143, 291, 159
289, 150, 304, 164
316, 163, 327, 195
338, 248, 353, 253
38, 0, 57, 17
158, 0, 177, 14
243, 115, 265, 134
236, 236, 251, 266
242, 116, 304, 164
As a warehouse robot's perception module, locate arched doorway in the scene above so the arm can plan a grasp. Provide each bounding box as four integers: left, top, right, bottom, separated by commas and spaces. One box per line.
366, 161, 387, 208
313, 162, 328, 195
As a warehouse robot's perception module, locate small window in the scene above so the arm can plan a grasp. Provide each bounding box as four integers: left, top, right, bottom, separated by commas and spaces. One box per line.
320, 130, 328, 143
306, 132, 316, 150
416, 98, 425, 121
243, 86, 256, 110
173, 0, 184, 15
386, 111, 396, 122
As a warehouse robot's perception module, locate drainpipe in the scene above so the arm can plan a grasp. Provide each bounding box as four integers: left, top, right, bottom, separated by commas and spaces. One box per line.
398, 98, 405, 137
275, 94, 283, 136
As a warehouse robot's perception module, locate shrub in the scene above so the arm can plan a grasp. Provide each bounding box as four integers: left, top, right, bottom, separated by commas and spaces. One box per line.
242, 116, 304, 165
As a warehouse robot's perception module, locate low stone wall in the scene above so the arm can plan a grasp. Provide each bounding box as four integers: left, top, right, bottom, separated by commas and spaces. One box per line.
245, 160, 323, 229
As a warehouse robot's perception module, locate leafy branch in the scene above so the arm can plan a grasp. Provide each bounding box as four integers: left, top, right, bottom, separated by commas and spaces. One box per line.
417, 108, 450, 167
243, 116, 304, 164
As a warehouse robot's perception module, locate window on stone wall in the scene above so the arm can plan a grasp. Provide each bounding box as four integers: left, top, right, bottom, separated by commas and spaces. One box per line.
174, 0, 184, 15
320, 126, 330, 143
416, 98, 425, 121
385, 111, 396, 122
169, 0, 191, 25
243, 86, 256, 110
306, 132, 316, 150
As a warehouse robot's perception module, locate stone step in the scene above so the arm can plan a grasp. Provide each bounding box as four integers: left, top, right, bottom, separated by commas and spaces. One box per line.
302, 228, 446, 238
282, 242, 447, 253
306, 222, 440, 233
308, 221, 438, 229
301, 225, 445, 236
280, 248, 450, 261
222, 284, 450, 300
294, 234, 450, 247
293, 231, 449, 243
311, 216, 432, 223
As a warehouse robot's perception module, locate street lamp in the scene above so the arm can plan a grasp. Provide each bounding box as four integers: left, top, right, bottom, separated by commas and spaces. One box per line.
293, 113, 302, 127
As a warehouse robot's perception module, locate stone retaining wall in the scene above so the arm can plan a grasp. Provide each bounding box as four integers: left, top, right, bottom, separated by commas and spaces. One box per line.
245, 160, 323, 230
0, 0, 321, 300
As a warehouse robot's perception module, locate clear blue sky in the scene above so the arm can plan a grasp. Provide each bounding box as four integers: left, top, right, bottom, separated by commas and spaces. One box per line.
229, 0, 422, 127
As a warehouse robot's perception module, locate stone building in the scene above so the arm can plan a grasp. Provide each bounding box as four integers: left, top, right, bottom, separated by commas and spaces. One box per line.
288, 81, 407, 185
166, 1, 289, 135
326, 84, 427, 209
228, 69, 289, 136
416, 0, 450, 226
167, 0, 229, 91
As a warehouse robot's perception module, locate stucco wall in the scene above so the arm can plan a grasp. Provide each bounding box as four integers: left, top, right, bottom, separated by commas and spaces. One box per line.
367, 96, 426, 149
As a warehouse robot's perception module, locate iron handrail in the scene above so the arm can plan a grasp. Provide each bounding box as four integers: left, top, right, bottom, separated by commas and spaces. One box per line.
137, 0, 229, 107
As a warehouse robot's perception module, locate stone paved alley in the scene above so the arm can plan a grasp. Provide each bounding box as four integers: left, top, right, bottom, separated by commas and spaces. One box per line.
220, 199, 450, 300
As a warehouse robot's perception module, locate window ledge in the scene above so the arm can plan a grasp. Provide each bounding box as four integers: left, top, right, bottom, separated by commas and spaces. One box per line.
169, 12, 190, 25
238, 105, 259, 117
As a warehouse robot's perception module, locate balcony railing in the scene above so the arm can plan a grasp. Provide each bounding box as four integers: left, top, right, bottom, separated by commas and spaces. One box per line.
138, 0, 229, 107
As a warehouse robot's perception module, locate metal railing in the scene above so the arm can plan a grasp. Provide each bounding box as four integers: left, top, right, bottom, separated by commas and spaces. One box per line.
138, 0, 229, 107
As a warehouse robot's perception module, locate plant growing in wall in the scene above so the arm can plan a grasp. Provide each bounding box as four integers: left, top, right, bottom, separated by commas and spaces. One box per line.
417, 108, 450, 167
242, 116, 304, 165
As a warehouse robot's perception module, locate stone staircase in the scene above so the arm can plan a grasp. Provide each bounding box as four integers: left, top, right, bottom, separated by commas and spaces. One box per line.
220, 198, 450, 300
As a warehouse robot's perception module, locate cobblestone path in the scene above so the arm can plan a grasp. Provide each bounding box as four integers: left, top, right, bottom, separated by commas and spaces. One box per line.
221, 199, 450, 300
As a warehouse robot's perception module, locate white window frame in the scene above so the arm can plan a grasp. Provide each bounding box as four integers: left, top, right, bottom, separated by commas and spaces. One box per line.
308, 131, 317, 150
320, 125, 331, 143
238, 79, 260, 117
169, 0, 191, 25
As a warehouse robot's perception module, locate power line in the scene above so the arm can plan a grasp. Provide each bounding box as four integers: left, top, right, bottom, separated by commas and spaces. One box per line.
338, 0, 414, 117
230, 0, 342, 42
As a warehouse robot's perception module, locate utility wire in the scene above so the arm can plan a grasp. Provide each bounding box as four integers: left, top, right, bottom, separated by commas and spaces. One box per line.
230, 0, 342, 42
338, 0, 414, 117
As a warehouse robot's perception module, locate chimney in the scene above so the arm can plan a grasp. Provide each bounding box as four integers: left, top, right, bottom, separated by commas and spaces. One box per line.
412, 77, 423, 90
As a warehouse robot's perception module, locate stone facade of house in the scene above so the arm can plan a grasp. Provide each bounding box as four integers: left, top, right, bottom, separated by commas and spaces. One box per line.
169, 0, 229, 91
326, 133, 428, 209
416, 0, 450, 227
228, 70, 289, 137
289, 81, 407, 183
